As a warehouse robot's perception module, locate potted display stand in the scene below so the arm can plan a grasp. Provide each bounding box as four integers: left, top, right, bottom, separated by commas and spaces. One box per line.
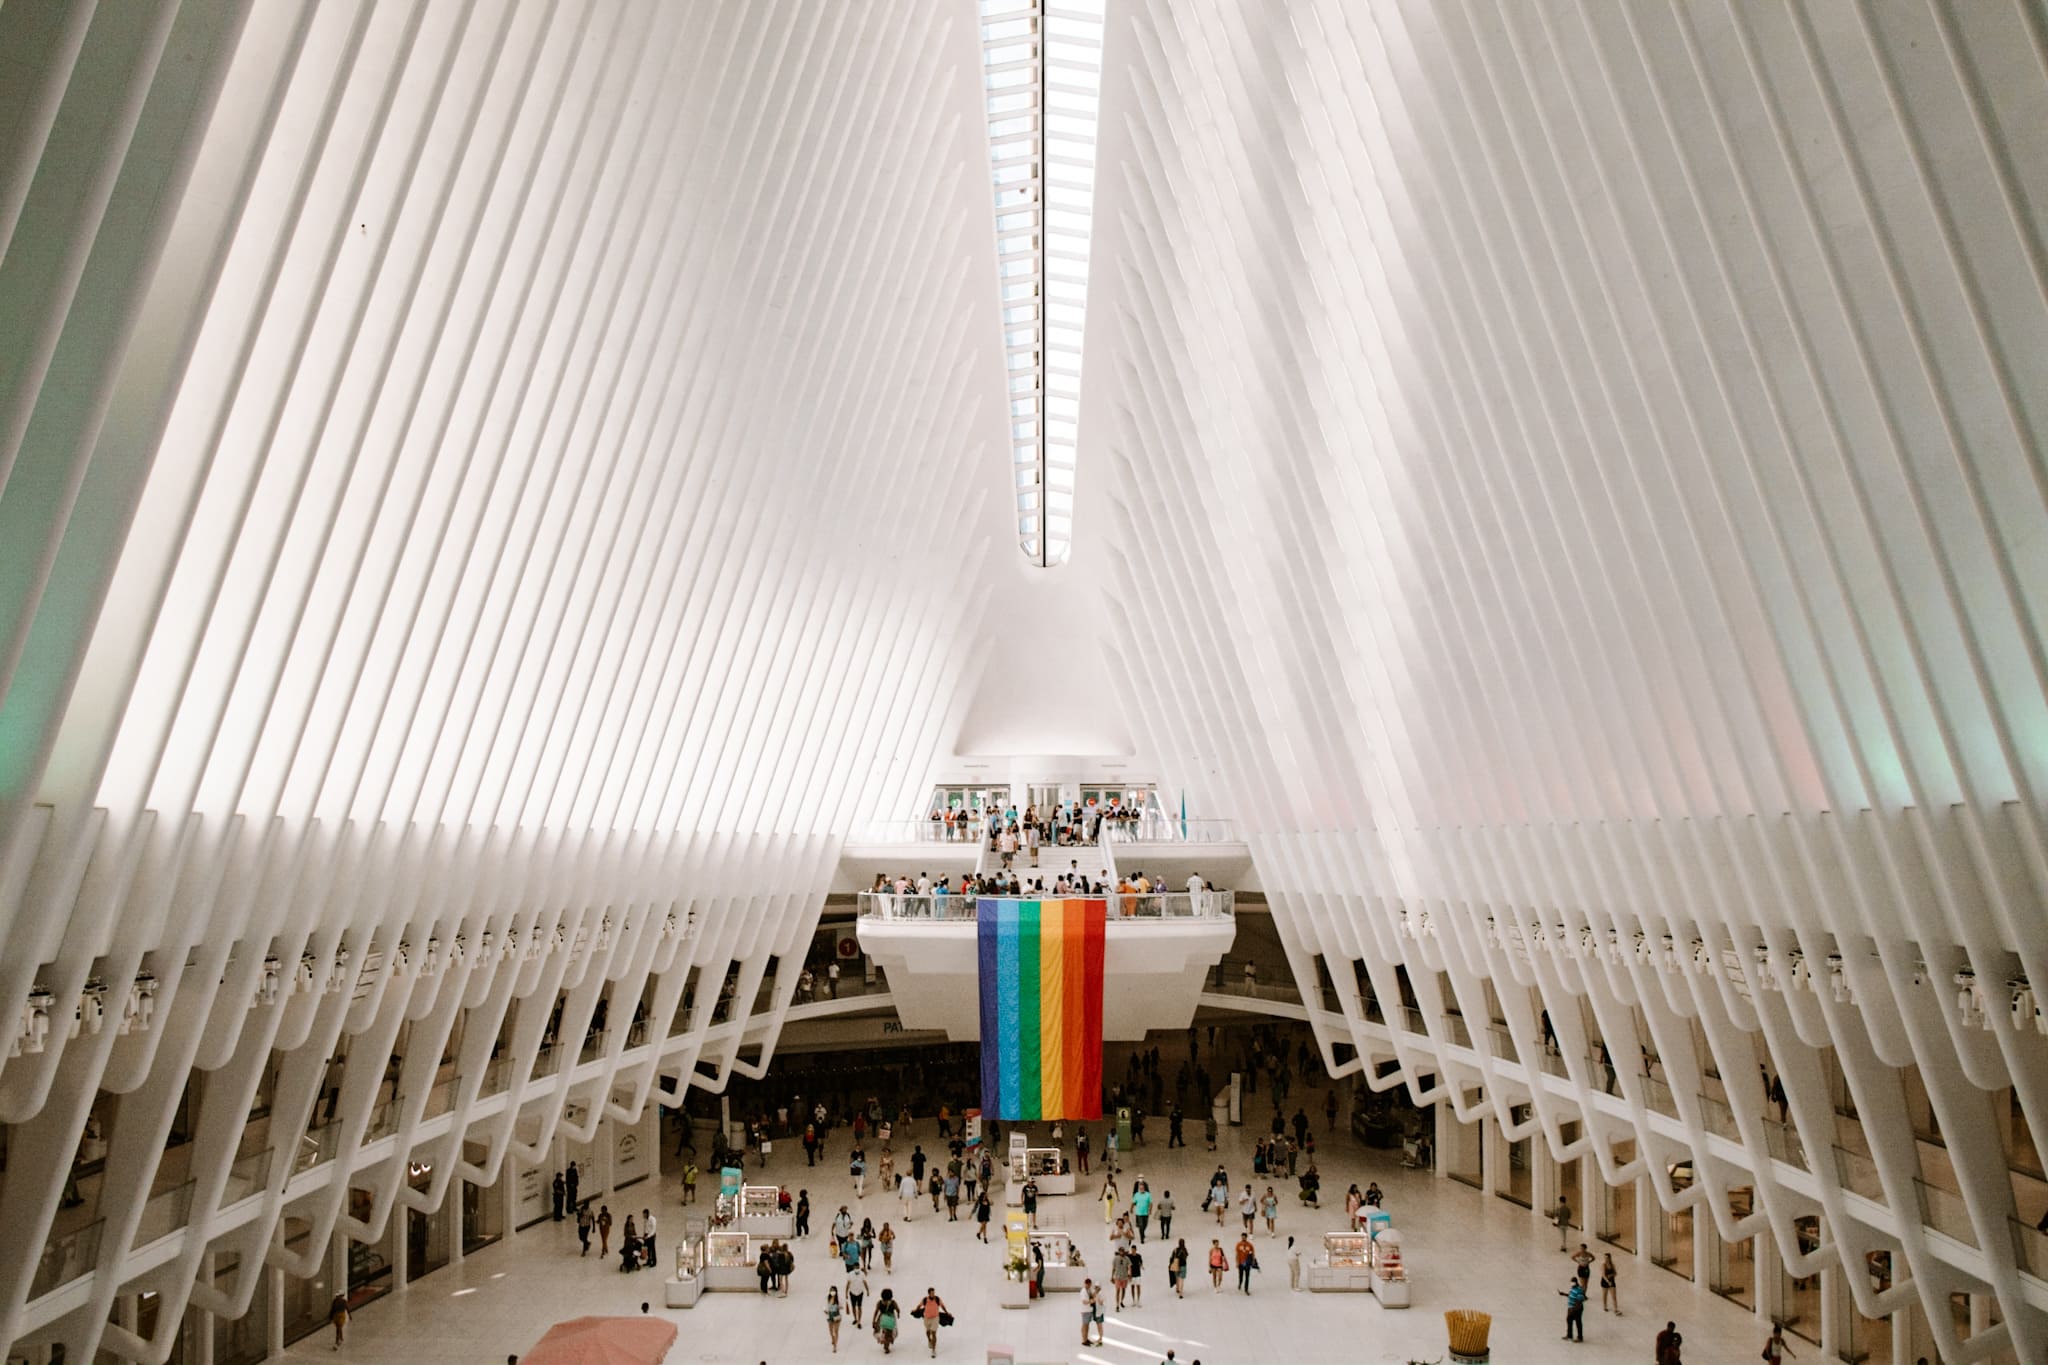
1000, 1252, 1030, 1309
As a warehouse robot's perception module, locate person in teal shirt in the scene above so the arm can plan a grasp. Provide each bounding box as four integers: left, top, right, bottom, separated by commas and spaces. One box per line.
1132, 1182, 1154, 1243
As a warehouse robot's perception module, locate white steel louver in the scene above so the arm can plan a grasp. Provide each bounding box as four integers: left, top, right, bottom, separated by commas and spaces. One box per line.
980, 0, 1104, 567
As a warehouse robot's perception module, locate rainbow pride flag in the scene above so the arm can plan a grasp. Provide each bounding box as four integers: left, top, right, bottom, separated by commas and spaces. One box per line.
977, 897, 1106, 1120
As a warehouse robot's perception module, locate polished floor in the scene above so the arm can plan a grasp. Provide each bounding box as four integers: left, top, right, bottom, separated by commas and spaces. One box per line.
292, 1097, 1783, 1364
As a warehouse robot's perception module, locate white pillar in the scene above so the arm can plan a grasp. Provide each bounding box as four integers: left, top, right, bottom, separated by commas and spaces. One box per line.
266, 1262, 285, 1360
1820, 1262, 1840, 1361
1433, 1102, 1453, 1182
1479, 1111, 1497, 1197
1692, 1208, 1711, 1288
197, 1251, 216, 1363
1751, 1224, 1774, 1324
391, 1199, 409, 1293
1634, 1175, 1655, 1266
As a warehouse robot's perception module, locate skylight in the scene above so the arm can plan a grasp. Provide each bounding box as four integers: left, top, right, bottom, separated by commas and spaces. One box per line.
980, 0, 1104, 567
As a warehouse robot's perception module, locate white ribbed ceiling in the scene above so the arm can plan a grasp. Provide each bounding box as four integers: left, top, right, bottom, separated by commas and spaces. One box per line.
1, 0, 2047, 1360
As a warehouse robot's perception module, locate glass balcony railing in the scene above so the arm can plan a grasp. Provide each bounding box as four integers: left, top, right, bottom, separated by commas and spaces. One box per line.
134, 1181, 195, 1245
1102, 817, 1239, 844
1915, 1180, 1978, 1247
1832, 1146, 1887, 1203
856, 891, 1234, 920
2010, 1218, 2048, 1279
852, 820, 991, 844
32, 1217, 102, 1299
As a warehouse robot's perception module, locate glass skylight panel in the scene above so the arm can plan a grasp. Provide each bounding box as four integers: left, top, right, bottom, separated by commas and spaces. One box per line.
980, 0, 1104, 567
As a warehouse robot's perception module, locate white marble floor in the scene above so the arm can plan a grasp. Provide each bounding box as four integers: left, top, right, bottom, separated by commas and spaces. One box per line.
298, 1107, 1778, 1365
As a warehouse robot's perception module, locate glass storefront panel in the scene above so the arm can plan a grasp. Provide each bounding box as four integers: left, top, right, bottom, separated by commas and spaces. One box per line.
1599, 1139, 1636, 1252
1501, 1105, 1534, 1209
1781, 1216, 1822, 1345
278, 1217, 330, 1349
405, 1162, 449, 1283
462, 1145, 504, 1254
210, 1252, 265, 1365
1445, 1114, 1484, 1191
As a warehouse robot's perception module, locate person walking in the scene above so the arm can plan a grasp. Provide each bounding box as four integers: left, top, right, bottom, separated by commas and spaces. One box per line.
795, 1189, 812, 1239
1561, 1276, 1587, 1341
1654, 1321, 1682, 1365
1112, 1246, 1132, 1310
1132, 1182, 1153, 1242
879, 1221, 896, 1271
565, 1162, 579, 1212
1208, 1239, 1228, 1291
899, 1171, 918, 1221
1234, 1233, 1258, 1293
872, 1288, 899, 1355
597, 1205, 613, 1257
1239, 1184, 1256, 1234
1600, 1252, 1621, 1314
1553, 1196, 1572, 1251
1102, 1174, 1119, 1226
1168, 1238, 1189, 1297
858, 1218, 876, 1270
974, 1190, 992, 1241
915, 1287, 950, 1358
1080, 1279, 1105, 1347
844, 1266, 868, 1328
682, 1160, 697, 1204
1209, 1171, 1229, 1225
1077, 1127, 1090, 1175
850, 1144, 866, 1199
823, 1286, 842, 1354
1204, 1111, 1218, 1151
1761, 1324, 1795, 1363
1287, 1236, 1302, 1291
576, 1203, 593, 1256
1127, 1245, 1144, 1307
1260, 1186, 1279, 1236
328, 1293, 348, 1349
642, 1208, 657, 1266
1022, 1176, 1039, 1228
552, 1171, 566, 1221
832, 1205, 854, 1253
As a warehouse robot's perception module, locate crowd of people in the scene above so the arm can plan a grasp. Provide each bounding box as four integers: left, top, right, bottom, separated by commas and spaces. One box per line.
925, 796, 1152, 848
533, 1021, 1799, 1364
865, 866, 1219, 910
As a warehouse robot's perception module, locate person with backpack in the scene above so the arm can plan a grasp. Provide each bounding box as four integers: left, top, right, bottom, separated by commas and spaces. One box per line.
775, 1240, 795, 1297
913, 1286, 951, 1358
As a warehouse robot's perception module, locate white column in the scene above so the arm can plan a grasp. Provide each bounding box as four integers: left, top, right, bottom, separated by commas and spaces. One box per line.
1751, 1224, 1774, 1324
197, 1250, 216, 1362
1433, 1102, 1452, 1181
266, 1262, 285, 1360
1634, 1175, 1655, 1266
1819, 1262, 1840, 1362
1692, 1208, 1711, 1288
1479, 1111, 1497, 1198
391, 1199, 410, 1293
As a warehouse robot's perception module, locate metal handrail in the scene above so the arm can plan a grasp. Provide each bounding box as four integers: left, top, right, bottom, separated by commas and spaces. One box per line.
856, 891, 1234, 921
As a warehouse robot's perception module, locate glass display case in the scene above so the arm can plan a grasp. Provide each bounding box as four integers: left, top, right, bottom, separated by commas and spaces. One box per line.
1323, 1233, 1368, 1267
740, 1185, 780, 1219
1370, 1226, 1411, 1307
706, 1232, 753, 1268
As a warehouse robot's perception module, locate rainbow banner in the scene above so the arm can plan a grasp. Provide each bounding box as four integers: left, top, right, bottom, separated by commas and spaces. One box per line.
977, 897, 1106, 1120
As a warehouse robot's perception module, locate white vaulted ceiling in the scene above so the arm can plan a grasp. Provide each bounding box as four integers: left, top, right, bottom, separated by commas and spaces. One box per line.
2, 0, 2048, 1360
1085, 0, 2048, 1357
